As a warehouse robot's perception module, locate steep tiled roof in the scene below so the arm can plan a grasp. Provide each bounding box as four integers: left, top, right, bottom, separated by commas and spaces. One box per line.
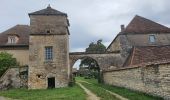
29, 5, 67, 16
122, 15, 170, 34
0, 25, 30, 46
125, 45, 170, 67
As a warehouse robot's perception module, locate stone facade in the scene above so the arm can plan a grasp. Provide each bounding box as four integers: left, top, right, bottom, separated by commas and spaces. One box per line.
28, 35, 70, 89
28, 7, 70, 89
0, 47, 29, 65
103, 64, 170, 99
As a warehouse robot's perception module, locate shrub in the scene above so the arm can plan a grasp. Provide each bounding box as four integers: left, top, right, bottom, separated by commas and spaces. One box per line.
0, 52, 18, 76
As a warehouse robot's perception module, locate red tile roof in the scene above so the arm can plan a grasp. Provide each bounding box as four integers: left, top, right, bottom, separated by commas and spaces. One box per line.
0, 25, 30, 46
125, 45, 170, 67
122, 15, 170, 34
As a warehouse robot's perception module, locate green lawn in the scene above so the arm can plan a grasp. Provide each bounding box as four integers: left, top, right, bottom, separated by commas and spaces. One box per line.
76, 77, 163, 100
0, 77, 164, 100
80, 81, 120, 100
0, 85, 86, 100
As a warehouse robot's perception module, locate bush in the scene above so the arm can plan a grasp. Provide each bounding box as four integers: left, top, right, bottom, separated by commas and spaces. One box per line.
0, 52, 18, 76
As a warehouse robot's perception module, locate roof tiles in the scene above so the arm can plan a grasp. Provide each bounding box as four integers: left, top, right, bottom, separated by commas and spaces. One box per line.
122, 15, 170, 34
125, 45, 170, 67
0, 25, 30, 46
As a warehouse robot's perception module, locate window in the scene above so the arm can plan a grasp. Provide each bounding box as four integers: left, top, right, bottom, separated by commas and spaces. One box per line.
45, 46, 53, 60
8, 36, 17, 44
149, 35, 156, 43
46, 30, 51, 33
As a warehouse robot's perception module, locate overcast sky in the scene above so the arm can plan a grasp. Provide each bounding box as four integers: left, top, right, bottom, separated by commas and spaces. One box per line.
1, 0, 170, 52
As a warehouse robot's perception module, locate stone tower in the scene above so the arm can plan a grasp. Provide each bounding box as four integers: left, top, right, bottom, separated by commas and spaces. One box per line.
28, 5, 70, 89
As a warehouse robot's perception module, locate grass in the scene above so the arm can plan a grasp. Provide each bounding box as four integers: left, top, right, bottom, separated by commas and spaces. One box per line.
80, 82, 120, 100
0, 77, 164, 100
0, 85, 86, 100
76, 77, 163, 100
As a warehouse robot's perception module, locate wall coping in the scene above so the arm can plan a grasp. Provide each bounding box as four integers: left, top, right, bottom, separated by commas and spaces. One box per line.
103, 60, 170, 73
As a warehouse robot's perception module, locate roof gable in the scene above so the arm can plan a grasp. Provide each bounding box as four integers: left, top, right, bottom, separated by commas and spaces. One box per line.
29, 5, 67, 16
123, 15, 170, 34
0, 25, 30, 46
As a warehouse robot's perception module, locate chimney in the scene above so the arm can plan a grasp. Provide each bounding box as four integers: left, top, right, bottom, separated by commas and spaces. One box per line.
121, 25, 125, 32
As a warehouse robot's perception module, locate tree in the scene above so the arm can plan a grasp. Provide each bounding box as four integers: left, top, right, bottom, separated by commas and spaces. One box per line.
85, 39, 106, 53
80, 39, 106, 81
80, 39, 106, 68
0, 52, 18, 76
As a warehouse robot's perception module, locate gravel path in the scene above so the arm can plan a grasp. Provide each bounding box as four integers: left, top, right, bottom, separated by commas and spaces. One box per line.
102, 88, 129, 100
76, 82, 100, 100
0, 97, 10, 100
0, 97, 17, 100
77, 80, 129, 100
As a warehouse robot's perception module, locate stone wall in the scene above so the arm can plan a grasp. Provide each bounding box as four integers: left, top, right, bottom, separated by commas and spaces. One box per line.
126, 33, 170, 46
30, 15, 69, 35
0, 67, 28, 90
108, 33, 170, 51
28, 35, 69, 89
0, 48, 29, 65
103, 64, 170, 99
107, 36, 122, 52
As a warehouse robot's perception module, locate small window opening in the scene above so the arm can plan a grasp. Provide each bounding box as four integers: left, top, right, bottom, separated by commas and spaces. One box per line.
149, 35, 156, 43
47, 30, 51, 33
37, 74, 41, 78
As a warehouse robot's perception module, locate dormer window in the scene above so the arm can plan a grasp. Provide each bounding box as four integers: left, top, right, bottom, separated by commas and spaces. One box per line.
149, 35, 156, 43
8, 36, 18, 44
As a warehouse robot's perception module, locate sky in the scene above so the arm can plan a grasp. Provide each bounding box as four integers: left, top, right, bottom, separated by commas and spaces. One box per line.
1, 0, 170, 52
1, 0, 170, 68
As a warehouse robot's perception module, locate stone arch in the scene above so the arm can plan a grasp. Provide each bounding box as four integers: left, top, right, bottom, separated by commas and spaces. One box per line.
69, 55, 102, 82
70, 55, 100, 69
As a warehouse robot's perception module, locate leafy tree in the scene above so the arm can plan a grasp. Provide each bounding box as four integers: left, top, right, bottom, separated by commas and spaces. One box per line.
85, 39, 106, 53
80, 39, 106, 82
80, 39, 106, 68
0, 52, 18, 76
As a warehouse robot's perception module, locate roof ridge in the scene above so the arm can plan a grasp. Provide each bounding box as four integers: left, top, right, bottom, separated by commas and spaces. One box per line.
123, 15, 170, 33
134, 15, 169, 28
29, 5, 67, 16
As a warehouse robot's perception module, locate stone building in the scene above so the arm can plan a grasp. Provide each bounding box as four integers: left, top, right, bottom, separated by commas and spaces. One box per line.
28, 5, 70, 89
0, 5, 70, 89
0, 25, 30, 65
103, 15, 170, 99
107, 15, 170, 53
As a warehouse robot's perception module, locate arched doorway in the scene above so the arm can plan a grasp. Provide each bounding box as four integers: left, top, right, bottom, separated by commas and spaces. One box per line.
71, 56, 101, 83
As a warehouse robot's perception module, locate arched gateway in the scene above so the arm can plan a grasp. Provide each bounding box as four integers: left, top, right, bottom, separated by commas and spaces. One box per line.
69, 52, 121, 72
69, 52, 122, 83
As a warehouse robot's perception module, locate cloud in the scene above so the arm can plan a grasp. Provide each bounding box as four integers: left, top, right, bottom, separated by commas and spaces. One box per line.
0, 0, 170, 52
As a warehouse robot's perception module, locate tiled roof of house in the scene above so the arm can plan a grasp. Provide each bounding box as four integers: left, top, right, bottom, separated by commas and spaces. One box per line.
125, 45, 170, 67
0, 25, 30, 47
122, 15, 170, 34
29, 5, 67, 16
